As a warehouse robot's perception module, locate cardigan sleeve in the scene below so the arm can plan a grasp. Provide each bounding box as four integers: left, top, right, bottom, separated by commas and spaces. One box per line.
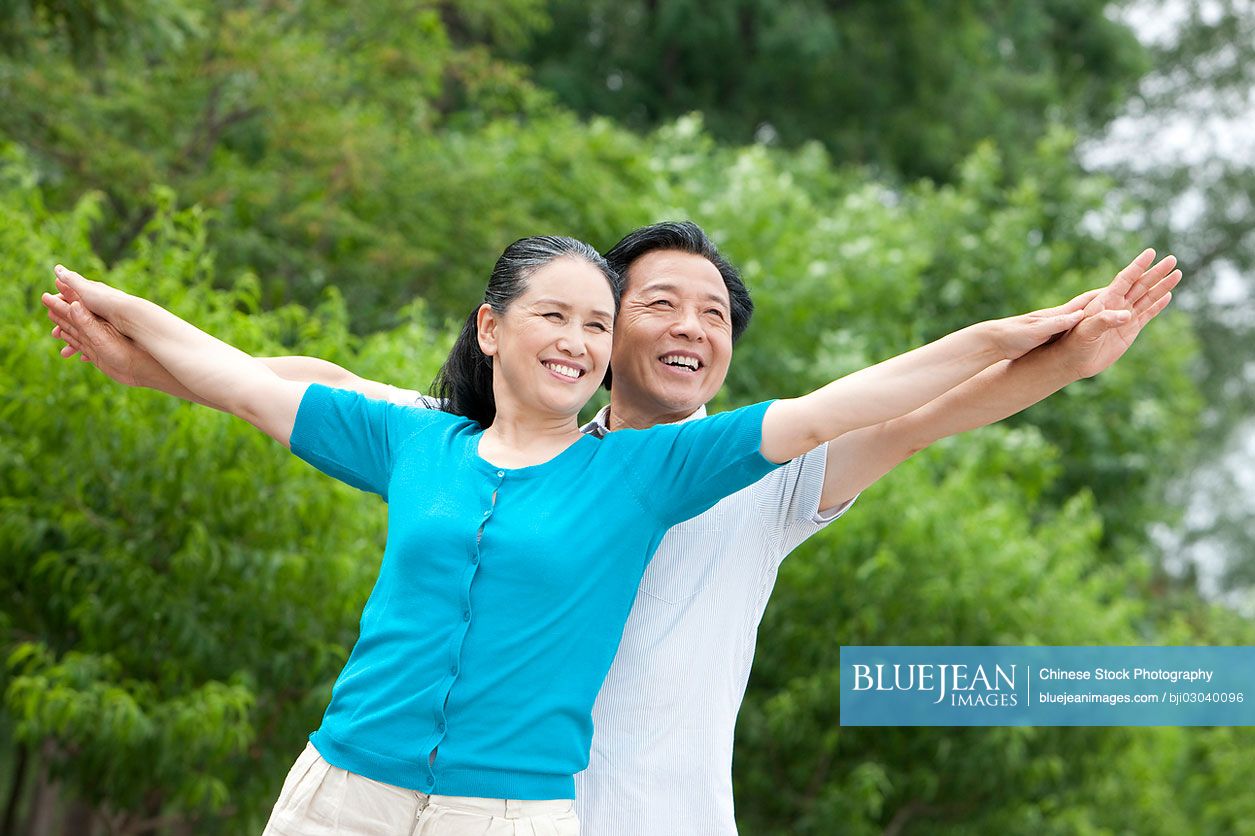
621, 400, 784, 528
288, 384, 441, 500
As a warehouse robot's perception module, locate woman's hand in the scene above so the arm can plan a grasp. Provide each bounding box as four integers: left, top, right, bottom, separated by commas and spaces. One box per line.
984, 248, 1176, 362
50, 265, 133, 325
984, 293, 1105, 361
44, 263, 308, 446
41, 282, 149, 387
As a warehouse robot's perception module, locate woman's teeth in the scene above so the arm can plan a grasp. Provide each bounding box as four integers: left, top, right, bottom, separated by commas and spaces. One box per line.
544, 361, 583, 379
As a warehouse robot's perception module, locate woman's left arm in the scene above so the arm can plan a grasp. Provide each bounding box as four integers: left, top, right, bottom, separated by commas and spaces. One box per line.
760, 297, 1103, 464
760, 248, 1167, 464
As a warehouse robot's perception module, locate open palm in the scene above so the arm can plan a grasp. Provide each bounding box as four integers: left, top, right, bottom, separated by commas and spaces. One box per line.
1059, 249, 1181, 379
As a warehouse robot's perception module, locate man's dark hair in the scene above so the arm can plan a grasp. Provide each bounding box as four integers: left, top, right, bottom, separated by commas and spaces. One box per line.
604, 221, 753, 343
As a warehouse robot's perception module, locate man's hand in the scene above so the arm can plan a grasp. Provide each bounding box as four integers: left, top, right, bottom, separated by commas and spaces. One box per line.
1055, 248, 1180, 379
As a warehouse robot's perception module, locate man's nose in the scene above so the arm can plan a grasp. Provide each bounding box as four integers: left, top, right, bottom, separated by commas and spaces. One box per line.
669, 307, 705, 340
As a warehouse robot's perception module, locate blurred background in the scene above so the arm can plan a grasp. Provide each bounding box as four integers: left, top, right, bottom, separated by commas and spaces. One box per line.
1, 0, 1252, 833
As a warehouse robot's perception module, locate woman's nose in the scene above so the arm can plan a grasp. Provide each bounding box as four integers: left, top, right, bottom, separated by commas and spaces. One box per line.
556, 326, 586, 356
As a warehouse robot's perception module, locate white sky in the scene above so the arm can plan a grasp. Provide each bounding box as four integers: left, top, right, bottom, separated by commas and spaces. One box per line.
1088, 0, 1255, 610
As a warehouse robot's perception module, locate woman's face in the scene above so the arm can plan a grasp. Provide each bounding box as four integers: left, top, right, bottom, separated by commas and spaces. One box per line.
478, 257, 616, 421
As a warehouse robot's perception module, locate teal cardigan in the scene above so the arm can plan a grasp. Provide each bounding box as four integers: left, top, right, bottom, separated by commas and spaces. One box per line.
289, 384, 781, 799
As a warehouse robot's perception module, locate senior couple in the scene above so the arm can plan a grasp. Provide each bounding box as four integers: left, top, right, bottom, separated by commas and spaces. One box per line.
42, 221, 1178, 835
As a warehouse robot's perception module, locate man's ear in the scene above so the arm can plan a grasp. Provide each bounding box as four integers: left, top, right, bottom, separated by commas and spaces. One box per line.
476, 303, 499, 357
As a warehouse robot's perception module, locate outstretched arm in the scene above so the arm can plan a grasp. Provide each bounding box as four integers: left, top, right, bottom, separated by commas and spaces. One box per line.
48, 266, 307, 446
813, 250, 1179, 508
760, 249, 1169, 465
41, 281, 418, 406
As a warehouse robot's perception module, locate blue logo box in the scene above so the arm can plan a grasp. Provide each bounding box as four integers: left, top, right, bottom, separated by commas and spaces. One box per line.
839, 646, 1255, 726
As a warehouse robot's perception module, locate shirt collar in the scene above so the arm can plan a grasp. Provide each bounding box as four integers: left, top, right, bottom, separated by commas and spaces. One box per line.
581, 403, 709, 439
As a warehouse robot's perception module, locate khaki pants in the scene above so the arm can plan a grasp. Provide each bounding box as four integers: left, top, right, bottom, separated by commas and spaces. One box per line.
263, 743, 579, 835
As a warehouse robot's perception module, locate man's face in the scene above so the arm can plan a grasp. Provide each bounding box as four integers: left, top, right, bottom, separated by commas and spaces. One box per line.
610, 250, 734, 418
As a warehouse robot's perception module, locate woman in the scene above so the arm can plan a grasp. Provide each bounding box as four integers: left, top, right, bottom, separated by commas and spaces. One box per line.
45, 236, 1137, 834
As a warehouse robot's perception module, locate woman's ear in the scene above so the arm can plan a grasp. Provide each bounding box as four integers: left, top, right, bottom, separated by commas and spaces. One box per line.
476, 303, 499, 357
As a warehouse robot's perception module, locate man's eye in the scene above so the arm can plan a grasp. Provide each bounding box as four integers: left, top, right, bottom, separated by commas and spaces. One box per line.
707, 309, 725, 319
651, 299, 672, 308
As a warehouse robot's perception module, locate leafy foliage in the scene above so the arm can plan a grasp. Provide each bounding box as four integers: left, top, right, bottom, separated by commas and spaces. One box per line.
0, 149, 453, 830
519, 0, 1149, 181
0, 1, 1250, 832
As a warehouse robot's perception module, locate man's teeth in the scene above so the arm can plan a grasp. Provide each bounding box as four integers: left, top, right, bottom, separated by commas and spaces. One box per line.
661, 354, 700, 370
544, 362, 582, 379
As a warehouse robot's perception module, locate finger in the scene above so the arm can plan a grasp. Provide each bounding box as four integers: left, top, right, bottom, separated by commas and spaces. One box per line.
1049, 309, 1087, 331
1095, 309, 1133, 328
1061, 288, 1103, 314
68, 300, 100, 332
54, 266, 94, 302
54, 276, 79, 302
1135, 291, 1172, 328
48, 308, 72, 331
61, 325, 87, 352
1108, 248, 1156, 298
1132, 270, 1181, 317
60, 343, 78, 359
49, 306, 76, 330
1127, 255, 1177, 305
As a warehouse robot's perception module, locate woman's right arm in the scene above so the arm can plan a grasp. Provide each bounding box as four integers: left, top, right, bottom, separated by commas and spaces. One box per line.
51, 265, 307, 447
43, 279, 421, 408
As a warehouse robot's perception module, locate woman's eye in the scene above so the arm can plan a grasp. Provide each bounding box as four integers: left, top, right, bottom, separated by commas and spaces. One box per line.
543, 312, 563, 321
706, 309, 725, 319
587, 322, 609, 332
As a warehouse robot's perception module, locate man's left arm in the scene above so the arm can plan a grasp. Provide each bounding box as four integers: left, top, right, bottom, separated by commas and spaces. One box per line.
818, 258, 1179, 511
818, 350, 1070, 510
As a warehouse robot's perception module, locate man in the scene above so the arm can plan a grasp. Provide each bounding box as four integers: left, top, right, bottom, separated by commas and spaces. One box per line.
43, 222, 1178, 834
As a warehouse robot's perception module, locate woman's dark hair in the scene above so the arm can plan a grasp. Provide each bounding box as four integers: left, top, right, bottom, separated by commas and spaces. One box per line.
431, 235, 619, 427
601, 220, 753, 389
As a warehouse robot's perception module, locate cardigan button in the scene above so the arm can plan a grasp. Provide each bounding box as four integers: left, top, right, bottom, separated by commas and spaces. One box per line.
450, 665, 458, 676
497, 470, 505, 477
463, 611, 471, 622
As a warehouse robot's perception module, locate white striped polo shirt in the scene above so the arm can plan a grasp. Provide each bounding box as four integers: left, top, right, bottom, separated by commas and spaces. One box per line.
573, 404, 853, 836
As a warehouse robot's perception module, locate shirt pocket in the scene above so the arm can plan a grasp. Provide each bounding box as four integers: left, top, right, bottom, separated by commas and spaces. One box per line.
639, 506, 726, 604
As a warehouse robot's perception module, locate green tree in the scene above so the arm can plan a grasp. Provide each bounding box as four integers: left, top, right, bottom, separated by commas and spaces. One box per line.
0, 145, 454, 832
0, 0, 558, 329
519, 0, 1149, 182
